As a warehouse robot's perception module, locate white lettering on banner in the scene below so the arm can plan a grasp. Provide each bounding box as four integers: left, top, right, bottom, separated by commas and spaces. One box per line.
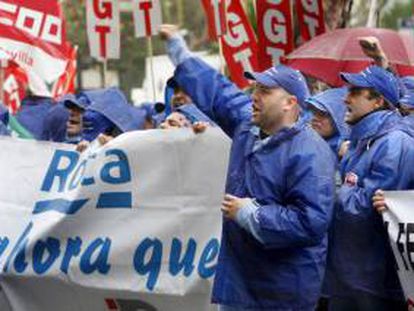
266, 47, 284, 65
263, 9, 286, 44
0, 1, 62, 45
300, 0, 321, 39
234, 48, 253, 72
0, 129, 230, 310
224, 12, 248, 48
223, 12, 254, 73
304, 15, 319, 38
210, 0, 226, 37
301, 0, 318, 14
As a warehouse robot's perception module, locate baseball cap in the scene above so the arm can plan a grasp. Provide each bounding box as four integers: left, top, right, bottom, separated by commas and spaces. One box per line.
244, 65, 310, 109
340, 65, 400, 107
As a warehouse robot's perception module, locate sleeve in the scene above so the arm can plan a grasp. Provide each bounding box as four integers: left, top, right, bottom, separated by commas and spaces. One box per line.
166, 34, 194, 67
174, 57, 252, 137
235, 199, 265, 243
338, 135, 406, 221
255, 147, 336, 248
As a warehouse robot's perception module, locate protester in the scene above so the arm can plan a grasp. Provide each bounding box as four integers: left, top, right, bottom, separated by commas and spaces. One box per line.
306, 87, 349, 158
325, 65, 414, 311
62, 93, 90, 144
160, 24, 336, 310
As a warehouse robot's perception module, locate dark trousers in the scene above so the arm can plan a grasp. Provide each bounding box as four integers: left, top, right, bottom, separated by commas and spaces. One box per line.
328, 293, 406, 311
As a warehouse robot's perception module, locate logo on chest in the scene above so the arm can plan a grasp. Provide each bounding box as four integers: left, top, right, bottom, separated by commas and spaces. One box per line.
344, 172, 359, 186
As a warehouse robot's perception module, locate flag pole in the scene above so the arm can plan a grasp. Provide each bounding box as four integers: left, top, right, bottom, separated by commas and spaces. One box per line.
218, 37, 225, 75
102, 59, 108, 88
147, 36, 157, 103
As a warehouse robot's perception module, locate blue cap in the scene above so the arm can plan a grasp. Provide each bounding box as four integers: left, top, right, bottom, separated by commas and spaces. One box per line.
340, 66, 400, 107
244, 65, 310, 109
62, 93, 91, 111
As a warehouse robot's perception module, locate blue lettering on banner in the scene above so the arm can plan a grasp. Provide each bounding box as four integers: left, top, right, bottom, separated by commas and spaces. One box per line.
133, 238, 162, 291
0, 232, 220, 290
169, 237, 196, 277
198, 238, 219, 279
33, 199, 89, 215
0, 237, 9, 259
34, 148, 132, 215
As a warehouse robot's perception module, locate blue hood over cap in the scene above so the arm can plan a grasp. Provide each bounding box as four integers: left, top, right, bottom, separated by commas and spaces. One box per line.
16, 96, 55, 140
306, 87, 349, 153
41, 102, 69, 142
81, 87, 142, 141
86, 87, 140, 132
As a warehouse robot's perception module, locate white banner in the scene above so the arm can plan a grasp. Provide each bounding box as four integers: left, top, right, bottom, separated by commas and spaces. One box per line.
132, 0, 162, 38
0, 128, 230, 311
86, 0, 120, 60
383, 191, 414, 306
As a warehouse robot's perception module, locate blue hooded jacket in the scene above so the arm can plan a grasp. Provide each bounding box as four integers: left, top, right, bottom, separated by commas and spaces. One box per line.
174, 57, 336, 310
306, 88, 349, 155
40, 102, 69, 142
81, 87, 143, 142
15, 96, 55, 140
325, 110, 414, 301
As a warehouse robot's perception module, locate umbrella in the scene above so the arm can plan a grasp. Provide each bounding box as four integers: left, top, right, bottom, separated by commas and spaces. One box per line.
284, 27, 414, 86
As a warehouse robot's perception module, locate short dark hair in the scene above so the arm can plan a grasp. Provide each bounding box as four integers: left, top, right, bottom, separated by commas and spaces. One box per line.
348, 86, 392, 109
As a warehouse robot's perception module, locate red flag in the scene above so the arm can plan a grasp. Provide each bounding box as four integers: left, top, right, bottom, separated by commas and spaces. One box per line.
2, 61, 28, 114
52, 45, 77, 99
256, 0, 294, 71
201, 0, 228, 40
297, 0, 325, 42
219, 0, 259, 89
0, 0, 74, 95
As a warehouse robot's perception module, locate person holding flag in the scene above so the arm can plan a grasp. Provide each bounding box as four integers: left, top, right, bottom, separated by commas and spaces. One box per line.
160, 25, 336, 310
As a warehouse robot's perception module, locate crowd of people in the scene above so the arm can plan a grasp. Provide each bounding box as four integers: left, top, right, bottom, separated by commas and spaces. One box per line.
1, 24, 414, 311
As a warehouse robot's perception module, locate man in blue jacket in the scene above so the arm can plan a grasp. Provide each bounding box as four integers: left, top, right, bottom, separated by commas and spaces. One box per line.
325, 66, 414, 310
160, 25, 336, 310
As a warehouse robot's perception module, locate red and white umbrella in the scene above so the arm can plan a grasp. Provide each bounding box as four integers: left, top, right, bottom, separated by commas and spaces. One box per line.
285, 27, 414, 86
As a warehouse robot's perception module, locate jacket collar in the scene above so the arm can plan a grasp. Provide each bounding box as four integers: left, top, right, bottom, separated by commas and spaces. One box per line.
349, 110, 400, 143
247, 117, 307, 155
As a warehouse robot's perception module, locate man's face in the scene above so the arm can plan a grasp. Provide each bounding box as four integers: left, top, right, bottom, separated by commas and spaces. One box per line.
66, 106, 83, 136
344, 88, 381, 125
171, 87, 192, 108
159, 112, 191, 129
251, 83, 291, 133
310, 107, 336, 139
